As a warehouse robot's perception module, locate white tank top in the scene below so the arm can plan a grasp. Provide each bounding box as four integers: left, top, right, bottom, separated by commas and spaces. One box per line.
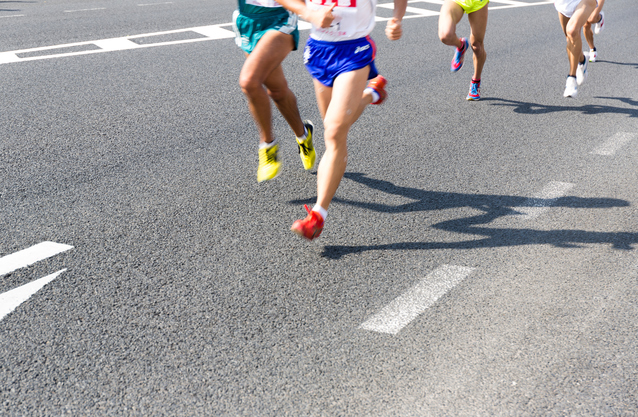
306, 0, 377, 42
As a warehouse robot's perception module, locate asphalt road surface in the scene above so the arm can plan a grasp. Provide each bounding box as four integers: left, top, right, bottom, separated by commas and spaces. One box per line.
1, 0, 637, 415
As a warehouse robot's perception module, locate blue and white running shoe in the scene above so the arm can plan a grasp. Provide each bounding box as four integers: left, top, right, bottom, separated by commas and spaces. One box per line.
451, 38, 469, 72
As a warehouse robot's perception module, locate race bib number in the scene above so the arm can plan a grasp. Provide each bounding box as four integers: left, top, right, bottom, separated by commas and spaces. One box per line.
246, 0, 282, 8
308, 0, 357, 37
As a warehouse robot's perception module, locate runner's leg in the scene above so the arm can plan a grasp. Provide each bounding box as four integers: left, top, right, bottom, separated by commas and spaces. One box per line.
239, 30, 305, 144
560, 0, 596, 76
467, 5, 488, 81
583, 0, 603, 50
314, 67, 370, 210
438, 0, 465, 49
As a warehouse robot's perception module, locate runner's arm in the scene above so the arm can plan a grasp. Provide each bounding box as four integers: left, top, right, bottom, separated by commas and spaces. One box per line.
274, 0, 335, 28
385, 0, 408, 40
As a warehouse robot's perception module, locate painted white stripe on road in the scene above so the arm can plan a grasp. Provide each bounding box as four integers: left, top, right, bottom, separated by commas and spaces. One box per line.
488, 0, 526, 5
360, 265, 474, 335
2, 25, 235, 63
64, 7, 106, 13
190, 25, 237, 40
0, 14, 25, 19
0, 242, 73, 276
138, 2, 174, 6
489, 0, 553, 9
94, 38, 141, 51
0, 52, 20, 64
0, 269, 66, 321
408, 0, 444, 4
0, 1, 552, 65
378, 3, 440, 16
591, 132, 637, 156
515, 181, 574, 220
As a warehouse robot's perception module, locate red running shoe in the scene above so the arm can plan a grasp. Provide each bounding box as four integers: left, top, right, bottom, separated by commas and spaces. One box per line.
291, 205, 324, 240
367, 75, 388, 105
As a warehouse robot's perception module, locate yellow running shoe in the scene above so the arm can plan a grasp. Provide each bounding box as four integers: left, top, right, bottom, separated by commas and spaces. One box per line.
297, 120, 315, 171
257, 142, 281, 182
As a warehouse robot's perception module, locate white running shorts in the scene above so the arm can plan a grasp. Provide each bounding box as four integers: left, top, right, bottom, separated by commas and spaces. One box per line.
554, 0, 582, 17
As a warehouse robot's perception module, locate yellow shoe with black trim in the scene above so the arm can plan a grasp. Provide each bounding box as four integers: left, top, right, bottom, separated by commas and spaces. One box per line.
257, 142, 281, 182
297, 120, 315, 171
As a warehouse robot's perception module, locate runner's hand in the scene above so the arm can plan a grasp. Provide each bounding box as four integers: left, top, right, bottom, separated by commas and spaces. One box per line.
385, 18, 402, 40
306, 3, 336, 28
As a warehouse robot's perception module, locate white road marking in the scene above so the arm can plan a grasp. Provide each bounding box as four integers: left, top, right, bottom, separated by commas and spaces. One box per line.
0, 14, 25, 19
138, 2, 174, 6
590, 132, 637, 156
0, 1, 552, 65
94, 38, 140, 51
0, 269, 66, 321
514, 181, 574, 220
378, 3, 440, 16
0, 241, 73, 276
0, 25, 234, 63
488, 0, 527, 5
64, 7, 106, 13
489, 0, 553, 9
360, 265, 474, 335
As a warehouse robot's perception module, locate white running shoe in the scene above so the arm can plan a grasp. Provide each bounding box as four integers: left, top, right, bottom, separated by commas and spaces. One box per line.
589, 49, 597, 62
564, 76, 578, 98
576, 57, 588, 85
594, 11, 604, 35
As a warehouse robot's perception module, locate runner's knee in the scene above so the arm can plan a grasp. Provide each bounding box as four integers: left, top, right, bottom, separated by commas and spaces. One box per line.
239, 73, 262, 96
439, 29, 457, 44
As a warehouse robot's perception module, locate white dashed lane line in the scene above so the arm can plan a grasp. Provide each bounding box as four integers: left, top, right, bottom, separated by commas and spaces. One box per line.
591, 132, 637, 156
512, 181, 575, 220
63, 8, 107, 13
137, 2, 174, 6
360, 265, 474, 335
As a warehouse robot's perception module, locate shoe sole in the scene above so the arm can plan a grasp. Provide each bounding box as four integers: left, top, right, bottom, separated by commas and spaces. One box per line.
290, 226, 322, 240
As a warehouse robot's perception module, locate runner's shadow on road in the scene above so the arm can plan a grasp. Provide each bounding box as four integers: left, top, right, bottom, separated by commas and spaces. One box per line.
595, 60, 638, 69
0, 0, 35, 11
311, 173, 635, 259
482, 97, 638, 118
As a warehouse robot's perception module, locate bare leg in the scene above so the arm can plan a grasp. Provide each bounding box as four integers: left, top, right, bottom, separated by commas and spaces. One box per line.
438, 0, 465, 49
559, 0, 596, 76
313, 67, 371, 210
467, 5, 488, 80
239, 30, 305, 145
583, 0, 604, 49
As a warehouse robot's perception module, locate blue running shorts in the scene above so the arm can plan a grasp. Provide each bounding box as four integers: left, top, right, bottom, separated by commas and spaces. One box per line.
304, 36, 378, 87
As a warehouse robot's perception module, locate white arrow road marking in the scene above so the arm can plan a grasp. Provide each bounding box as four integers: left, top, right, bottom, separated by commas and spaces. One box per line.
0, 269, 66, 321
360, 265, 474, 335
0, 241, 73, 276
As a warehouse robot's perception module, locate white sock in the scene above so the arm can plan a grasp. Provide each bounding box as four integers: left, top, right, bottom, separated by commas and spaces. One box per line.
260, 139, 277, 149
296, 126, 308, 142
364, 87, 379, 103
312, 204, 327, 221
